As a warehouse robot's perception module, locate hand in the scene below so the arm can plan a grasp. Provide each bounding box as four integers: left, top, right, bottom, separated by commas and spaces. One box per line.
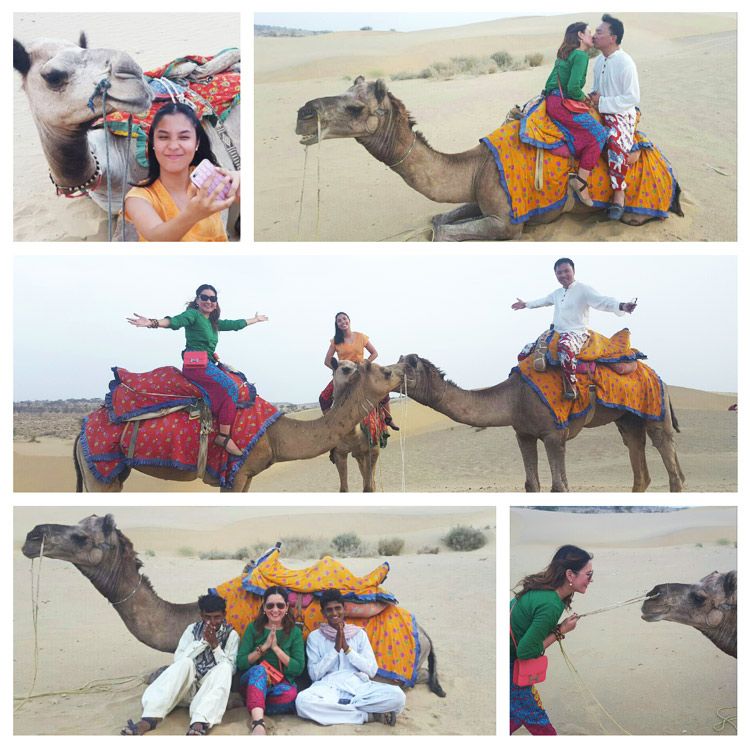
334, 622, 346, 652
185, 177, 236, 222
253, 312, 269, 323
262, 629, 276, 653
627, 150, 641, 166
511, 298, 526, 310
204, 623, 219, 649
560, 614, 579, 635
217, 168, 241, 201
127, 313, 151, 327
620, 302, 637, 314
589, 92, 601, 108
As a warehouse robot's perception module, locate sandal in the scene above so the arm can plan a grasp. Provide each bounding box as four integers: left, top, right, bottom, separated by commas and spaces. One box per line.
608, 203, 625, 221
374, 711, 398, 726
384, 416, 400, 431
214, 432, 242, 457
187, 722, 208, 736
568, 173, 594, 207
121, 717, 158, 735
250, 718, 267, 735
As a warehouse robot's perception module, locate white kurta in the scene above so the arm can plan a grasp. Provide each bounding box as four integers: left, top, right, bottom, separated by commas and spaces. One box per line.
526, 281, 625, 334
591, 49, 640, 116
295, 628, 406, 725
140, 622, 239, 728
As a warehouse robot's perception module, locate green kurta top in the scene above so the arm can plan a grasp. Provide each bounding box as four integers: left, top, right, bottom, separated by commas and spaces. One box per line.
167, 307, 247, 358
510, 590, 565, 662
236, 624, 305, 681
543, 49, 589, 101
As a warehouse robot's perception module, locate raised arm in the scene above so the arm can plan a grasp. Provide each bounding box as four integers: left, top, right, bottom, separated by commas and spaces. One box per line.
364, 339, 378, 362
127, 313, 170, 329
324, 342, 337, 370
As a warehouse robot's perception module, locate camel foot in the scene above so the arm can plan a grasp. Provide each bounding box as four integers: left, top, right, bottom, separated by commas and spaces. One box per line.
433, 215, 521, 241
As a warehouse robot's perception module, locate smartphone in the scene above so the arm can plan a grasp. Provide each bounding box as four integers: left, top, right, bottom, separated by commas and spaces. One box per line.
189, 159, 231, 201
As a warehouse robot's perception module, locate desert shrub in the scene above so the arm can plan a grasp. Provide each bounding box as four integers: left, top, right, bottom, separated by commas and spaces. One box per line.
716, 538, 731, 546
417, 545, 440, 555
177, 546, 195, 557
587, 47, 601, 60
378, 537, 405, 556
525, 52, 544, 67
144, 549, 155, 557
695, 543, 703, 548
491, 50, 514, 70
360, 26, 373, 31
332, 532, 363, 555
443, 525, 486, 551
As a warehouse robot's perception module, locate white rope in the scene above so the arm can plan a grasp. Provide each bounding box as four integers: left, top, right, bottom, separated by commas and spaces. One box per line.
399, 379, 408, 492
577, 594, 651, 619
297, 145, 309, 239
315, 113, 321, 240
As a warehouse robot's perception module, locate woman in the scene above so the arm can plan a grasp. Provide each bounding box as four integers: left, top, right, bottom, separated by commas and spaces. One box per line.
236, 586, 305, 735
127, 284, 267, 456
543, 23, 608, 207
125, 102, 239, 241
319, 312, 399, 430
510, 544, 593, 735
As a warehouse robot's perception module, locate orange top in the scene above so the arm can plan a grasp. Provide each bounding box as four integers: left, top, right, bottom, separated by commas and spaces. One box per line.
126, 178, 228, 242
332, 332, 369, 363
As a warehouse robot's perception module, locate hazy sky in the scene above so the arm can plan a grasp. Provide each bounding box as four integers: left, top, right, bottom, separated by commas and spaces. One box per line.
14, 254, 736, 402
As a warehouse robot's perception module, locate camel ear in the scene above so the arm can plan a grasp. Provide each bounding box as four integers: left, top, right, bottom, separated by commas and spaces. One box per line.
102, 514, 116, 536
353, 75, 365, 85
78, 32, 88, 49
724, 571, 737, 599
406, 354, 419, 368
374, 79, 388, 103
13, 39, 31, 75
331, 358, 339, 371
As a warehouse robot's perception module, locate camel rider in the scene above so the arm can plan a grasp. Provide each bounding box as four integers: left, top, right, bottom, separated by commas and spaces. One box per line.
121, 593, 239, 736
295, 589, 406, 726
511, 258, 637, 399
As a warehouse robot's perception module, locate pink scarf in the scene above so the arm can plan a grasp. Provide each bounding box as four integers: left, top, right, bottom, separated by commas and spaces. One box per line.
319, 623, 361, 641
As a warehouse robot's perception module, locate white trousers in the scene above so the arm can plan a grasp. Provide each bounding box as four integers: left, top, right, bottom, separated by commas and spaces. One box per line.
295, 681, 406, 726
141, 657, 233, 728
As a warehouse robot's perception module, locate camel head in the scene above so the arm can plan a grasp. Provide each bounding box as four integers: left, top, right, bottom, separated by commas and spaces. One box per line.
296, 75, 407, 145
23, 513, 128, 569
13, 34, 153, 130
641, 570, 737, 657
399, 354, 451, 403
332, 359, 403, 405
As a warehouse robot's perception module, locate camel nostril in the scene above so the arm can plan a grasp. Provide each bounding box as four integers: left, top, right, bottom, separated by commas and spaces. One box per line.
297, 106, 317, 120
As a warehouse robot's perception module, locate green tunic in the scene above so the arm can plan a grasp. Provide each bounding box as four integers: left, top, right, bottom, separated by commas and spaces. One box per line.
236, 624, 305, 680
543, 49, 589, 101
510, 590, 565, 661
167, 307, 247, 357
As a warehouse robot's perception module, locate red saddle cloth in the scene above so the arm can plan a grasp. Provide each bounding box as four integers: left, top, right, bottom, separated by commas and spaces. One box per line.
81, 366, 279, 488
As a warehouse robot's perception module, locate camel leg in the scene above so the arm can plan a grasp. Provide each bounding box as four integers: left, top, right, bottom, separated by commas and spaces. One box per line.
332, 450, 350, 492
433, 214, 522, 242
431, 203, 482, 229
354, 449, 377, 493
542, 433, 568, 492
74, 437, 125, 492
645, 423, 684, 492
615, 415, 651, 492
515, 433, 541, 492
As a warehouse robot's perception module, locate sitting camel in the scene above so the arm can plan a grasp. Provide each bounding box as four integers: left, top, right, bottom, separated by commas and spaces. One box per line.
641, 571, 736, 658
295, 76, 682, 241
13, 34, 240, 239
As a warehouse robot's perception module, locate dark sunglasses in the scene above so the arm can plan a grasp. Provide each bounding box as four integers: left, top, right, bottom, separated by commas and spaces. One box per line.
199, 293, 217, 303
264, 602, 287, 610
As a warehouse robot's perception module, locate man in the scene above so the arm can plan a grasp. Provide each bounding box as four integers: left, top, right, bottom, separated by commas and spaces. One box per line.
512, 258, 636, 399
120, 592, 239, 735
589, 14, 640, 221
295, 589, 406, 726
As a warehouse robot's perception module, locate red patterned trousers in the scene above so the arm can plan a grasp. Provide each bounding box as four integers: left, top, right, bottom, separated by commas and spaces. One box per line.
558, 331, 590, 384
602, 112, 636, 191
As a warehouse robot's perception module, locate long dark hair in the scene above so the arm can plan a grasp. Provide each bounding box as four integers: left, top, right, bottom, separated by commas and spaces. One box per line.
253, 586, 295, 637
135, 102, 219, 187
333, 311, 350, 345
513, 544, 592, 610
187, 284, 221, 331
557, 22, 587, 61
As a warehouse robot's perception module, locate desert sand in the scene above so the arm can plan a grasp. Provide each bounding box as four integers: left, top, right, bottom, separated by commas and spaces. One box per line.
13, 12, 239, 242
13, 506, 496, 735
14, 385, 737, 492
255, 13, 736, 242
509, 507, 737, 735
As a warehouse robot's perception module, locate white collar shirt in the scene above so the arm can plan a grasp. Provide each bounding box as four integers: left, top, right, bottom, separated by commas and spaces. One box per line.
592, 49, 640, 116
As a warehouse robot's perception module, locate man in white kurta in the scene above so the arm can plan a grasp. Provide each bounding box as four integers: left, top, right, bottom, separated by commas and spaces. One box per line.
295, 589, 406, 726
512, 258, 636, 398
589, 14, 641, 220
121, 593, 239, 735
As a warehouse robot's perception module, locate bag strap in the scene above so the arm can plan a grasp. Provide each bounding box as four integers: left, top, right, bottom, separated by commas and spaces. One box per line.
557, 72, 566, 100
509, 598, 519, 650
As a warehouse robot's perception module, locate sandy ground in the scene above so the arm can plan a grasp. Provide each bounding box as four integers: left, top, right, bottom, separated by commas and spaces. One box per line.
254, 13, 736, 242
13, 507, 496, 735
13, 12, 239, 242
14, 385, 737, 492
509, 507, 737, 735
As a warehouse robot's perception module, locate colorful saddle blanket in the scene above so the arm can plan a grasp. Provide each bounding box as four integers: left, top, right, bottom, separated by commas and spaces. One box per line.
361, 407, 390, 449
520, 328, 646, 368
99, 52, 240, 167
213, 547, 419, 687
80, 365, 279, 488
511, 330, 664, 428
480, 98, 677, 224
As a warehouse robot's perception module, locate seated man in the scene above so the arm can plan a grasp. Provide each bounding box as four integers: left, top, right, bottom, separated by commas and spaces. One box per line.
295, 588, 406, 726
121, 592, 239, 736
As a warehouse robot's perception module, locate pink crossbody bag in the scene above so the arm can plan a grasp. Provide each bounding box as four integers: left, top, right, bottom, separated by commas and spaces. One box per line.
183, 350, 209, 368
510, 599, 548, 686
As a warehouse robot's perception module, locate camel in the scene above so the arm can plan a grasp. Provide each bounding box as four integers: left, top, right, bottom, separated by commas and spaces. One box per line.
73, 360, 403, 492
330, 360, 388, 492
13, 34, 241, 239
398, 354, 684, 492
295, 77, 682, 241
641, 571, 736, 658
22, 513, 446, 696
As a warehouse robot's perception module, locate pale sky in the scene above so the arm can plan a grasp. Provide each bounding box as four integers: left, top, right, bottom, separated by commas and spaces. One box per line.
14, 254, 737, 402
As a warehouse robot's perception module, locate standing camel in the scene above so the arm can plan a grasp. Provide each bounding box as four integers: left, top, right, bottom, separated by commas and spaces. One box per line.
295, 76, 682, 241
399, 354, 684, 492
13, 34, 240, 239
74, 361, 402, 492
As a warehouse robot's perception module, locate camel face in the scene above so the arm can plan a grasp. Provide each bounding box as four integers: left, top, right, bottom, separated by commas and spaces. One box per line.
14, 37, 153, 129
22, 514, 117, 567
399, 354, 442, 402
296, 75, 389, 145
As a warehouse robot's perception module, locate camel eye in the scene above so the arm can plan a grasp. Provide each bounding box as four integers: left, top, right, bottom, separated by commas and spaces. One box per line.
345, 104, 365, 116
690, 591, 707, 606
41, 68, 68, 87
71, 533, 88, 546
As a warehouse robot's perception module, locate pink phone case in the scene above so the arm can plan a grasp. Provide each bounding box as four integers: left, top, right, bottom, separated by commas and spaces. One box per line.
190, 159, 231, 201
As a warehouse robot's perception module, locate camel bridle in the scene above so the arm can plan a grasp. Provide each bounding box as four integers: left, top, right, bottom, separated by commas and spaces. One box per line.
366, 99, 417, 169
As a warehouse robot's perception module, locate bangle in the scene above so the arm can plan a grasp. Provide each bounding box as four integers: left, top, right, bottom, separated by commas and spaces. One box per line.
553, 626, 565, 642
149, 318, 159, 329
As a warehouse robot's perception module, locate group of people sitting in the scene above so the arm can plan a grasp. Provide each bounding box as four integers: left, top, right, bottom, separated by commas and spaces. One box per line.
121, 587, 406, 735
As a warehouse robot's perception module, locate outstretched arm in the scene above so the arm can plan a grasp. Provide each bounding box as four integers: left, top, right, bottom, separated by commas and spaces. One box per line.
511, 298, 527, 310
245, 313, 268, 326
127, 314, 170, 329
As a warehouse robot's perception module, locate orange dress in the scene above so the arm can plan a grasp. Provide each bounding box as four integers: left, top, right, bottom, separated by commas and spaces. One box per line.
126, 178, 228, 242
332, 332, 369, 363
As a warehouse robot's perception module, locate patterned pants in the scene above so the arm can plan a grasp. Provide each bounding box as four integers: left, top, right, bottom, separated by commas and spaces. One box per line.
183, 362, 239, 425
602, 112, 637, 191
557, 331, 590, 384
509, 665, 557, 735
242, 664, 298, 716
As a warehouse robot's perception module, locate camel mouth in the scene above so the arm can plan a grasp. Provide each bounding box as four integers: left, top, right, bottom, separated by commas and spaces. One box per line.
299, 133, 319, 146
21, 539, 42, 558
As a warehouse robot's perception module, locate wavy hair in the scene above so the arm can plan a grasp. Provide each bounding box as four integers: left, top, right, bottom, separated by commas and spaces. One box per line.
557, 22, 588, 61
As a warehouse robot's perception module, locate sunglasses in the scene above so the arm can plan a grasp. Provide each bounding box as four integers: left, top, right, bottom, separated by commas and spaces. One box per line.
264, 602, 287, 610
199, 294, 217, 303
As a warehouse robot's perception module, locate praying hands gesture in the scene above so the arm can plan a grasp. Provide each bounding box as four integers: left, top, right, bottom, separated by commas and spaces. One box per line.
204, 622, 219, 650
334, 622, 349, 653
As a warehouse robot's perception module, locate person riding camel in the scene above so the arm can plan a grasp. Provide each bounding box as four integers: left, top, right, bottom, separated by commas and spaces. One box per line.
511, 258, 637, 399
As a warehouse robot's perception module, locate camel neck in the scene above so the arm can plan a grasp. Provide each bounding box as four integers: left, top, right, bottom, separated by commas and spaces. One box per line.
36, 119, 98, 188
427, 376, 515, 427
